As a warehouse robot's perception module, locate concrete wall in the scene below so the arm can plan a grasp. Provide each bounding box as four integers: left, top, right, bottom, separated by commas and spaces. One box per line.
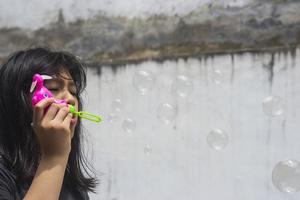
0, 0, 254, 29
1, 0, 300, 63
1, 0, 300, 199
83, 50, 300, 200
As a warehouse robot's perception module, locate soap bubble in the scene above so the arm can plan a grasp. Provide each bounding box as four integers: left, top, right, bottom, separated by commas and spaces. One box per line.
157, 103, 177, 125
106, 113, 119, 123
171, 75, 193, 98
211, 70, 225, 84
207, 129, 229, 150
272, 160, 300, 193
262, 96, 284, 117
144, 145, 152, 156
133, 70, 155, 95
101, 72, 114, 84
111, 98, 123, 112
122, 118, 136, 133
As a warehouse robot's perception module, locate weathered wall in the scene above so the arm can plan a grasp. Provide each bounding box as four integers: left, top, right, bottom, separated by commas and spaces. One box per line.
1, 0, 300, 64
83, 50, 300, 200
1, 0, 300, 199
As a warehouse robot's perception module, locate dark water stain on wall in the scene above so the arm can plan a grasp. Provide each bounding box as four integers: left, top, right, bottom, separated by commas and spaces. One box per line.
263, 53, 275, 86
0, 1, 300, 70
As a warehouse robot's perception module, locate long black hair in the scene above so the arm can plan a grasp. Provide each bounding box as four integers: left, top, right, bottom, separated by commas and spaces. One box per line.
0, 47, 98, 193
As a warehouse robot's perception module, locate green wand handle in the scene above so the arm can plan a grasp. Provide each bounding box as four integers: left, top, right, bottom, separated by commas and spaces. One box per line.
68, 105, 102, 123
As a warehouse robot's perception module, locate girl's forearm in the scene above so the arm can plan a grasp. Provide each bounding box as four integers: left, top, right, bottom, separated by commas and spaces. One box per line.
23, 155, 69, 200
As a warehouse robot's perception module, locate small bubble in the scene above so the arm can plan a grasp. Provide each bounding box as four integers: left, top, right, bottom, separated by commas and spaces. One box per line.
101, 72, 114, 84
133, 70, 155, 95
262, 95, 284, 117
157, 103, 177, 125
144, 145, 152, 156
171, 75, 193, 98
211, 70, 225, 84
111, 98, 123, 113
106, 113, 119, 123
207, 129, 229, 150
122, 118, 136, 133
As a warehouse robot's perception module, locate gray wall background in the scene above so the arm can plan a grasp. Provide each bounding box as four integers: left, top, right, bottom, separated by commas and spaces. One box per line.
1, 0, 300, 199
84, 52, 300, 200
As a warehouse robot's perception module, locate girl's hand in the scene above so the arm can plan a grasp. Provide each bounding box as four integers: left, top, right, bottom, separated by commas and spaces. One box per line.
32, 97, 73, 159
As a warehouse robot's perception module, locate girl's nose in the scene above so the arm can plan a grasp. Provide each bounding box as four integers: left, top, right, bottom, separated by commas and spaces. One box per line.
61, 90, 76, 106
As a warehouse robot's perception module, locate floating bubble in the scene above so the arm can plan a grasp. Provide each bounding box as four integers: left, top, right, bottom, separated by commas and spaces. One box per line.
106, 113, 119, 123
157, 103, 177, 125
262, 96, 284, 117
207, 129, 229, 150
111, 98, 123, 112
133, 70, 155, 95
101, 72, 114, 84
144, 145, 152, 156
272, 160, 300, 193
122, 118, 136, 133
211, 70, 225, 84
171, 75, 193, 98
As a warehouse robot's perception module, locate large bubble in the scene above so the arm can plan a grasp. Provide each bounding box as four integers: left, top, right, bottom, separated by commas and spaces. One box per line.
272, 160, 300, 193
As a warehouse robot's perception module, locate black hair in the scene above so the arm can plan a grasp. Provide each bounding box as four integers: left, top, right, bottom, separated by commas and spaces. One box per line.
0, 47, 98, 193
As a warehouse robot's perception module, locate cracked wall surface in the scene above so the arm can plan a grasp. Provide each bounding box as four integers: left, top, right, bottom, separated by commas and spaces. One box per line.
0, 0, 300, 65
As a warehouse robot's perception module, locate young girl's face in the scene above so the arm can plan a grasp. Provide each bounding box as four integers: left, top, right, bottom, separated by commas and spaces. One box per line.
44, 69, 79, 137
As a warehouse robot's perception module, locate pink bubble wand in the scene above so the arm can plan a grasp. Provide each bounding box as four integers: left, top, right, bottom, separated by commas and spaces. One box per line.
30, 74, 102, 123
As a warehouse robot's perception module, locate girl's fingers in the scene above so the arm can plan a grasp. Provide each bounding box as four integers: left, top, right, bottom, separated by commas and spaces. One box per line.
33, 99, 72, 131
63, 113, 73, 126
33, 98, 55, 124
52, 106, 70, 123
43, 103, 67, 121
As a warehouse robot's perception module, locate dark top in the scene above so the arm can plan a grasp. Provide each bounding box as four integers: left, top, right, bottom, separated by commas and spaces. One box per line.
0, 157, 89, 200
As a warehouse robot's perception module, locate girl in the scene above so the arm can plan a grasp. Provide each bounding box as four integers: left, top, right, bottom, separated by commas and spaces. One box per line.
0, 47, 98, 199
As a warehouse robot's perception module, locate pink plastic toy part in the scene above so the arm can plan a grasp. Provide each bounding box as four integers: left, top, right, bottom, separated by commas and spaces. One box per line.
31, 73, 67, 106
30, 73, 103, 123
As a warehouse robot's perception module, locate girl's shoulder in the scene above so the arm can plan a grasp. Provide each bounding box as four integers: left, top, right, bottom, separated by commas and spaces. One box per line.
0, 156, 90, 200
0, 155, 16, 183
0, 155, 19, 199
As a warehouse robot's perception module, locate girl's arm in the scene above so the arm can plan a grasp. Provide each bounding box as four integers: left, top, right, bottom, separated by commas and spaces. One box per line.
24, 97, 73, 200
23, 155, 68, 200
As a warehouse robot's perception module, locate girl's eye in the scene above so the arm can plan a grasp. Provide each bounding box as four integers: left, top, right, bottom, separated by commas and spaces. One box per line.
48, 88, 77, 96
49, 88, 59, 92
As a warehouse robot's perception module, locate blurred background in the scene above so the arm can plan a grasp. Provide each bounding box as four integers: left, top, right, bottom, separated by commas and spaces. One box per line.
1, 0, 300, 199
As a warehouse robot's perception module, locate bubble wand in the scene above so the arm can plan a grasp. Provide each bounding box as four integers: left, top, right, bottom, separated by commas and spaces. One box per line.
30, 74, 102, 123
